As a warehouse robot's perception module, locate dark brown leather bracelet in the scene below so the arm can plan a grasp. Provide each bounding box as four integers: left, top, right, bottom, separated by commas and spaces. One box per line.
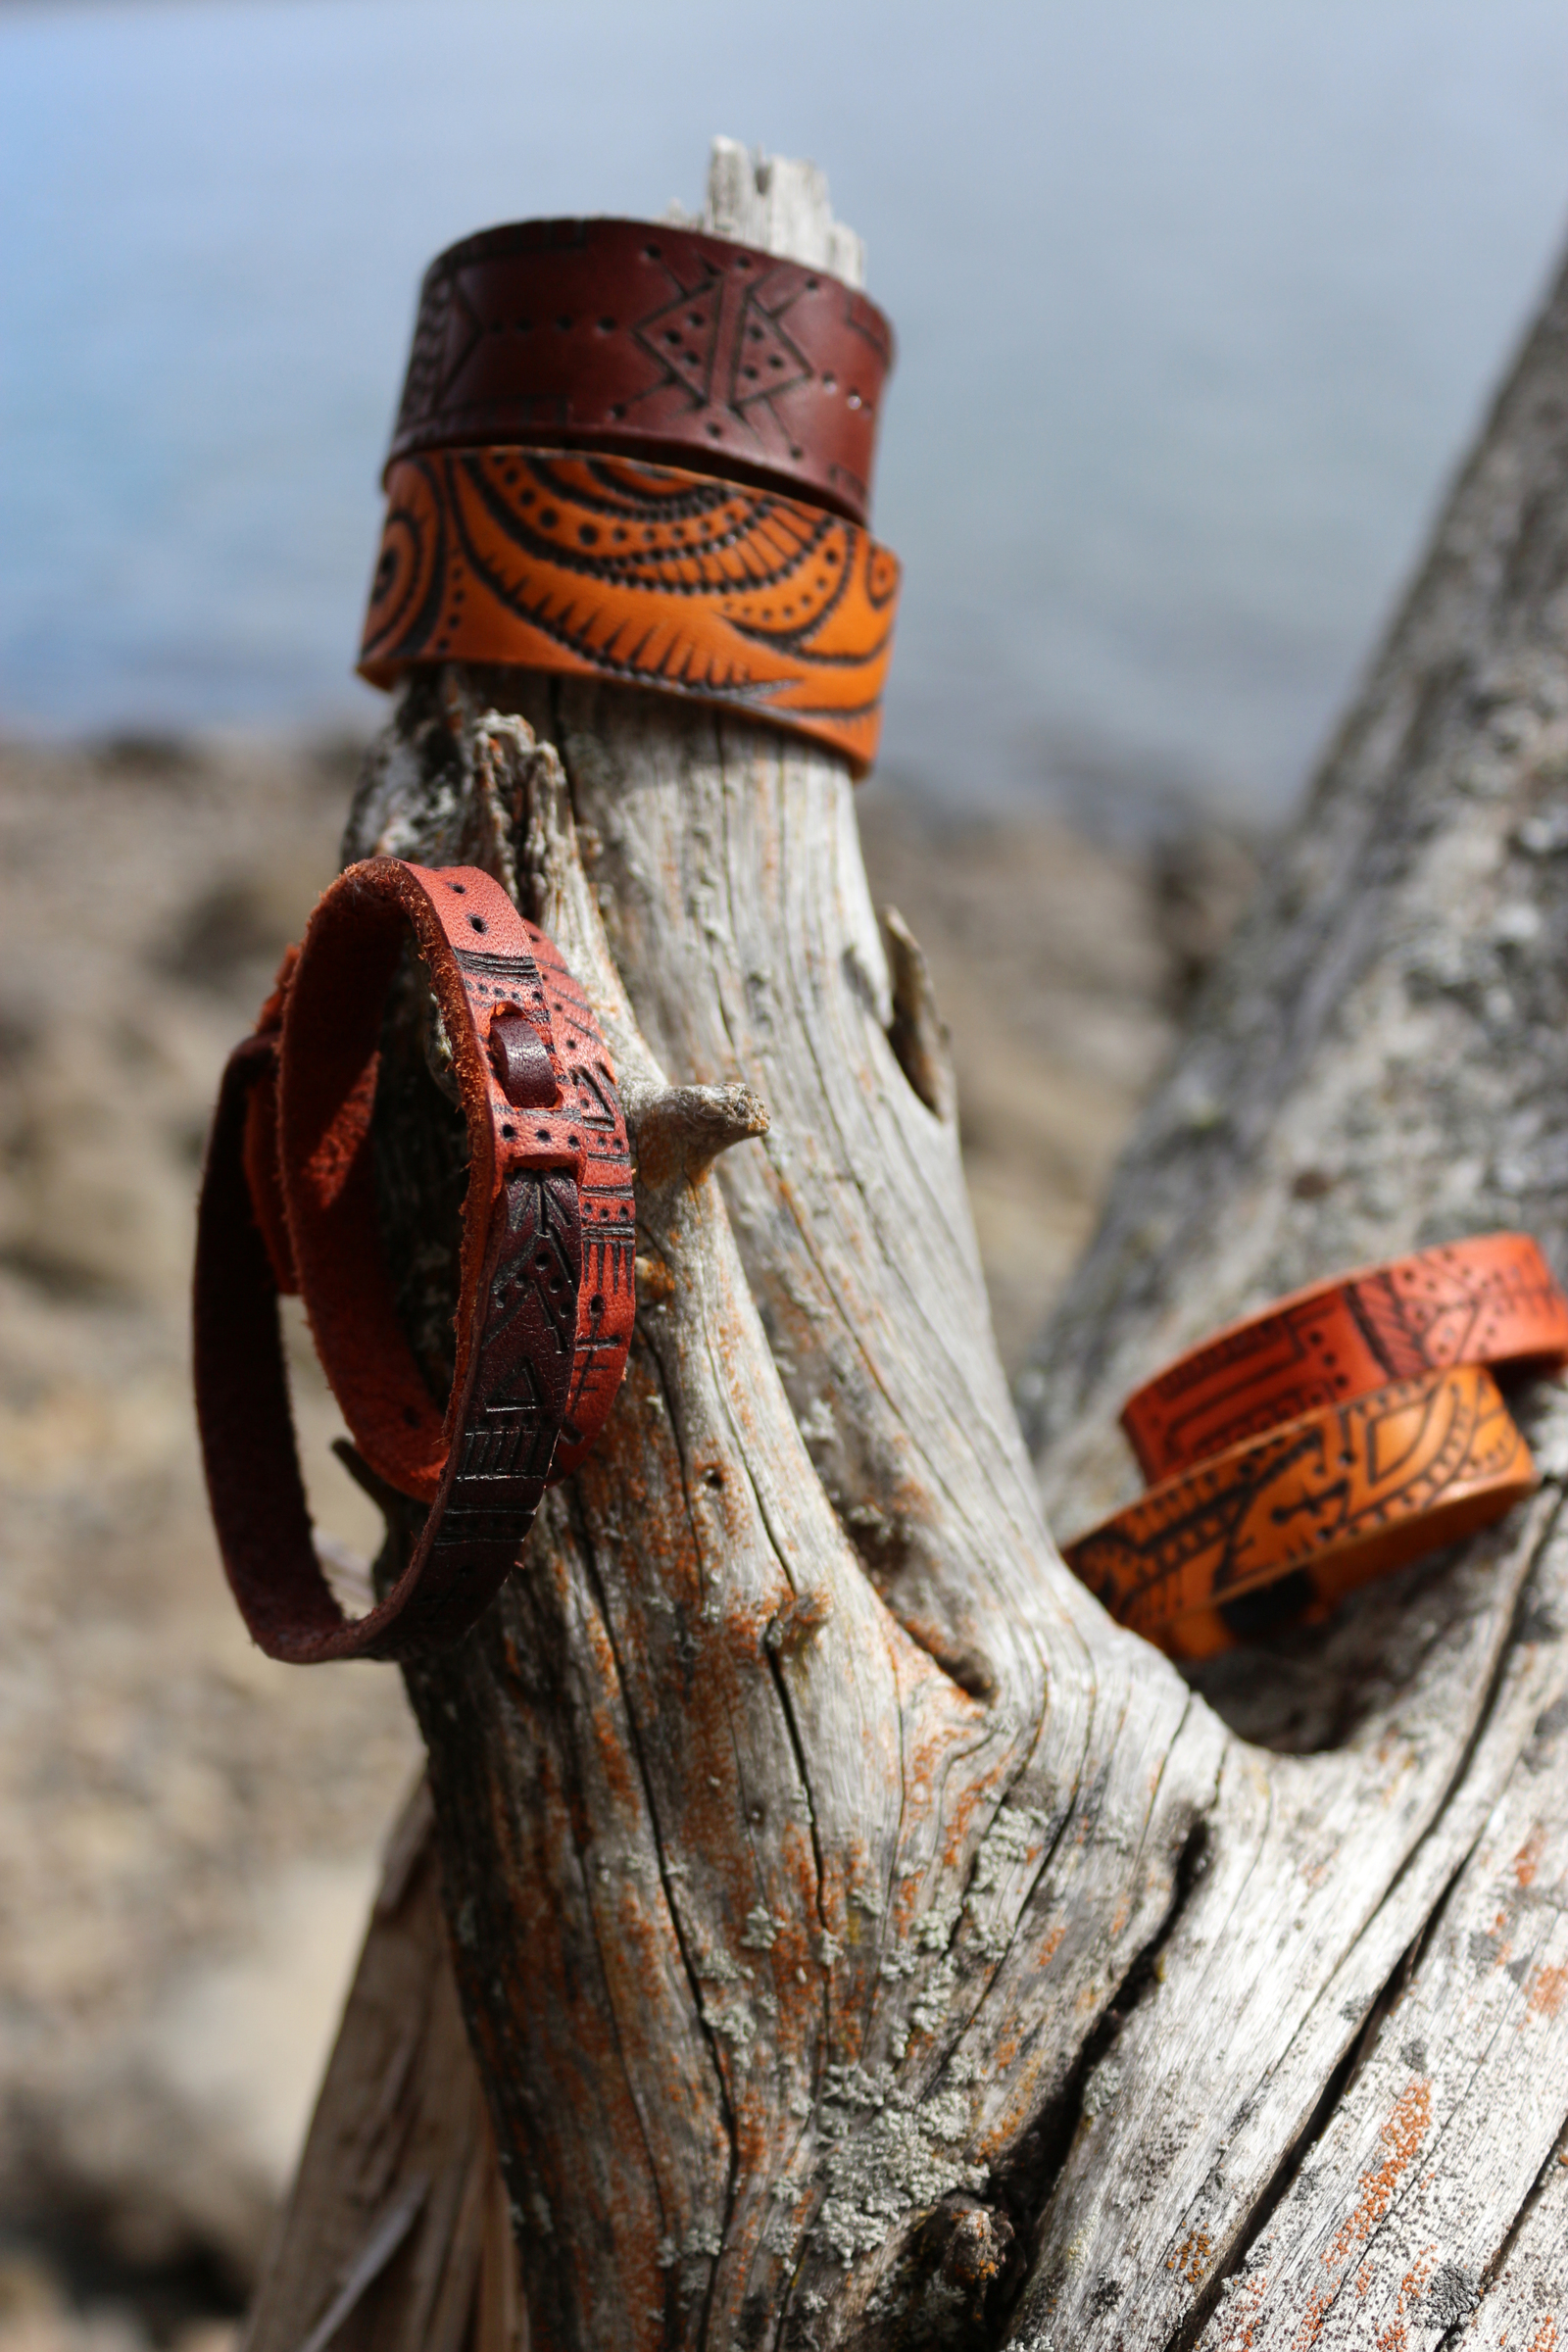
194, 861, 634, 1663
387, 217, 895, 524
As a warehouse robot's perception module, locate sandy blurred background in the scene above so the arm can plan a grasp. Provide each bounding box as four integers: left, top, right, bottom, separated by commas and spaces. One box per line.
5, 0, 1568, 2340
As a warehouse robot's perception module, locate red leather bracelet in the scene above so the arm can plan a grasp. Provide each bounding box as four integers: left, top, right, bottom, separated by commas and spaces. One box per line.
194, 861, 634, 1662
1063, 1235, 1568, 1660
1121, 1232, 1568, 1482
388, 217, 895, 525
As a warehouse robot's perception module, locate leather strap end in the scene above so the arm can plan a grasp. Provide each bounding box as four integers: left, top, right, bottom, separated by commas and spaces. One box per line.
240, 1054, 297, 1296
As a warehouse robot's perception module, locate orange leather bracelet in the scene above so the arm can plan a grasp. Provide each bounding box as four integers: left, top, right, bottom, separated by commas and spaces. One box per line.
194, 861, 635, 1662
1121, 1232, 1568, 1482
1064, 1235, 1568, 1660
1065, 1365, 1536, 1660
359, 448, 900, 773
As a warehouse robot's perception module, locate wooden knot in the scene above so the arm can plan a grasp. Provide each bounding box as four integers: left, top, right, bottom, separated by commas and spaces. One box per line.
882, 906, 956, 1121
924, 2194, 1014, 2290
627, 1081, 769, 1190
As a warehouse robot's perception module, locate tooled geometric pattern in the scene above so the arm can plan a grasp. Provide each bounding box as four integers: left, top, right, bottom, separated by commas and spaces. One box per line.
1126, 1239, 1568, 1478
395, 266, 463, 445
382, 220, 892, 527
472, 1174, 580, 1432
1345, 1254, 1566, 1377
525, 948, 636, 1454
360, 451, 900, 773
632, 261, 813, 435
439, 907, 636, 1482
450, 942, 634, 1221
1074, 1367, 1530, 1632
460, 456, 853, 622
434, 1169, 582, 1564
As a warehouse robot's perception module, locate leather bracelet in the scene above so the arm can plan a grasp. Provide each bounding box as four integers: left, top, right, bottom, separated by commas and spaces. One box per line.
1121, 1233, 1568, 1482
358, 448, 900, 774
387, 218, 895, 525
1065, 1364, 1538, 1662
1066, 1236, 1568, 1659
194, 860, 634, 1662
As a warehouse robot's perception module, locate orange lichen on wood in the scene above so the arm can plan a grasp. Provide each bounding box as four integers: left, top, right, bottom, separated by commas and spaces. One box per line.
1514, 1825, 1547, 1888
1167, 2229, 1211, 2284
1325, 2080, 1432, 2275
1527, 1963, 1568, 2019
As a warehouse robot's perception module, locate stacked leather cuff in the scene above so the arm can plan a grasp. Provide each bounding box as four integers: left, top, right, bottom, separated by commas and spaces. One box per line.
1063, 1235, 1568, 1659
194, 859, 635, 1663
358, 217, 901, 772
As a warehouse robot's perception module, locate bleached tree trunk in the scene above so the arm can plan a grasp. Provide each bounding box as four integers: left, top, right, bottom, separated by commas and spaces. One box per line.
242, 148, 1568, 2352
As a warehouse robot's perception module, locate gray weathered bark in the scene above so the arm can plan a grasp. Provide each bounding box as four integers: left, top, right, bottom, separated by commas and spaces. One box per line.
243, 148, 1568, 2351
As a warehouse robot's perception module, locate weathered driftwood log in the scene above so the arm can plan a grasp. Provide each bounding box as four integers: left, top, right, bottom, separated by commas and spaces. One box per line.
243, 146, 1568, 2351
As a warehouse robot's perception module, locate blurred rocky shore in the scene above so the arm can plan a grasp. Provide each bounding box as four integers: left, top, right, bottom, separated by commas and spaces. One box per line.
0, 731, 1257, 2348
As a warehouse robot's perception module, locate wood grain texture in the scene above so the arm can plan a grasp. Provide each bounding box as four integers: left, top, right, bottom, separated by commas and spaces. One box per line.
1012, 237, 1568, 2344
1200, 1521, 1568, 2347
337, 674, 1212, 2351
243, 147, 1568, 2351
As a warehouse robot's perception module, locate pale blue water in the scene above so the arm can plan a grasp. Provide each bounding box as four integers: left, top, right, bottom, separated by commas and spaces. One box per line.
3, 0, 1568, 819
